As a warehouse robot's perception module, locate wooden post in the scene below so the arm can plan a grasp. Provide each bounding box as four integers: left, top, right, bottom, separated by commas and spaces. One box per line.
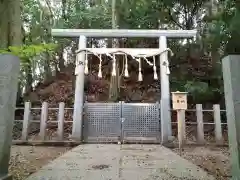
222, 55, 240, 178
57, 102, 65, 140
196, 104, 204, 144
213, 104, 223, 144
21, 102, 31, 141
177, 109, 186, 154
171, 91, 188, 154
39, 102, 48, 141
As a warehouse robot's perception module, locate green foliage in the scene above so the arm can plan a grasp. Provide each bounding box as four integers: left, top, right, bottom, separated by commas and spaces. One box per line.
0, 43, 57, 61
184, 81, 209, 95
2, 0, 239, 104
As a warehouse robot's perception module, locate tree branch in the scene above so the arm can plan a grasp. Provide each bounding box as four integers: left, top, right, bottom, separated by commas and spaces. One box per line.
44, 0, 54, 22
186, 1, 204, 29
167, 9, 184, 29
190, 1, 202, 17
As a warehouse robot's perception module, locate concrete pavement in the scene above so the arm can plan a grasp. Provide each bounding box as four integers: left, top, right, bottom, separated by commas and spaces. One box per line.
26, 144, 215, 180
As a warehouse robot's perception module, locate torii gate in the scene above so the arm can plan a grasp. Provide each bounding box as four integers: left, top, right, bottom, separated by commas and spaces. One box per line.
51, 29, 197, 143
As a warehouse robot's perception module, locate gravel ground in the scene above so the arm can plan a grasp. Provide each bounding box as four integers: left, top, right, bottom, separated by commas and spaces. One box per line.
9, 145, 230, 180
9, 146, 71, 180
173, 146, 231, 180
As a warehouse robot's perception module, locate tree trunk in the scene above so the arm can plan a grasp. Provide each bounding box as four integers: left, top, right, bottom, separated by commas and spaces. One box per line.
62, 0, 67, 20
108, 0, 120, 101
25, 62, 33, 93
0, 0, 10, 48
58, 46, 65, 71
43, 21, 52, 82
43, 53, 52, 82
8, 0, 22, 46
0, 0, 22, 102
16, 82, 22, 105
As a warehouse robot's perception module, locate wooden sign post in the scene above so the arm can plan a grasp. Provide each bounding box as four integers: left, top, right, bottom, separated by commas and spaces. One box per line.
171, 91, 188, 155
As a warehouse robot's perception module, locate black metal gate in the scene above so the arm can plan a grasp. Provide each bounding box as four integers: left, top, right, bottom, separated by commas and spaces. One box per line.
83, 102, 161, 143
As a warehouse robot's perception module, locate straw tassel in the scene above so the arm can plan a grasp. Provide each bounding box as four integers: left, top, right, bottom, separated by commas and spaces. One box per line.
98, 54, 102, 78
138, 58, 143, 81
124, 54, 129, 77
153, 56, 158, 80
84, 53, 88, 74
165, 60, 170, 75
112, 54, 116, 76
166, 66, 170, 75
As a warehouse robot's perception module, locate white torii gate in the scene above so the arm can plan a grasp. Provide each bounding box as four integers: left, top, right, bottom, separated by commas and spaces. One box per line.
51, 29, 197, 143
